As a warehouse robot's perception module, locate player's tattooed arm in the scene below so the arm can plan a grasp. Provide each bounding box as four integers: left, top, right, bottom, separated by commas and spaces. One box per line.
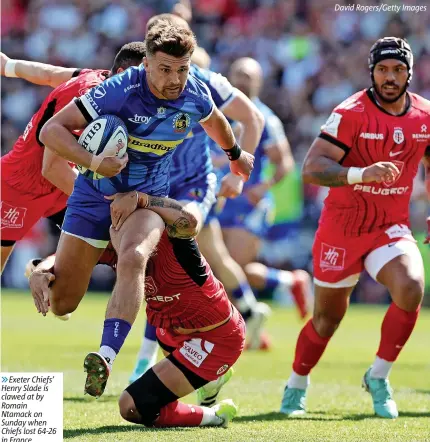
137, 194, 199, 238
302, 137, 349, 187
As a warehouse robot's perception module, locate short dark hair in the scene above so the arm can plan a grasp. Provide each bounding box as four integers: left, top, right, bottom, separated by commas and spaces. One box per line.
111, 42, 146, 73
145, 23, 196, 58
146, 13, 189, 33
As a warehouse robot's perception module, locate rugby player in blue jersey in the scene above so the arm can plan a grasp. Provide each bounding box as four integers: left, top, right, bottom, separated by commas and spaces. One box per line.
215, 58, 312, 319
129, 14, 269, 384
39, 22, 254, 396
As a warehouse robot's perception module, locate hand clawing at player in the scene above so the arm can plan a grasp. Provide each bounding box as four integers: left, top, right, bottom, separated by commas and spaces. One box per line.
218, 173, 244, 198
229, 151, 254, 182
29, 270, 55, 316
105, 191, 138, 230
424, 217, 430, 244
96, 153, 129, 178
362, 162, 400, 184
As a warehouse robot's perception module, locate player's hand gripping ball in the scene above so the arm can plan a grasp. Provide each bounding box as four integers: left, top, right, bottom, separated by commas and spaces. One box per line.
77, 115, 128, 179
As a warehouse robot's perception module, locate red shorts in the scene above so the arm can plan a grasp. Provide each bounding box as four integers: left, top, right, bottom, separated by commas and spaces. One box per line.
313, 223, 419, 287
1, 179, 68, 242
156, 306, 245, 381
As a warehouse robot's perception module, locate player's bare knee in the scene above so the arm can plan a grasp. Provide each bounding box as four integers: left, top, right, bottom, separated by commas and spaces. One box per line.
51, 296, 79, 316
118, 391, 139, 422
117, 246, 148, 272
313, 312, 342, 338
392, 276, 424, 311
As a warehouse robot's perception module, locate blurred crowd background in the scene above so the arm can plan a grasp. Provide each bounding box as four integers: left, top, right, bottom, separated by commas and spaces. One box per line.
2, 0, 429, 303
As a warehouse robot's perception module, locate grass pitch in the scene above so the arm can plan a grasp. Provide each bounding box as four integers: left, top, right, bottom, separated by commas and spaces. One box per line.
1, 290, 429, 441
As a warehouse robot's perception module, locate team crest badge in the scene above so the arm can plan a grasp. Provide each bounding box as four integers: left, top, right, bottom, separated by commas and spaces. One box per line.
157, 107, 166, 118
393, 127, 404, 144
173, 113, 190, 133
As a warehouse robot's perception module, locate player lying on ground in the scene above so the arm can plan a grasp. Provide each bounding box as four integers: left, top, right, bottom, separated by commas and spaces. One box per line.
29, 191, 245, 427
0, 44, 145, 273
281, 37, 430, 420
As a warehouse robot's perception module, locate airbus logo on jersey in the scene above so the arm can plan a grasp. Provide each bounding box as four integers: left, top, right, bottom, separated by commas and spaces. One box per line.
359, 132, 384, 140
128, 114, 152, 124
393, 127, 404, 144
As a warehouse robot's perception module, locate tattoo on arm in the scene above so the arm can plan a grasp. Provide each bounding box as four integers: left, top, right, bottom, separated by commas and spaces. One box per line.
147, 196, 183, 211
308, 157, 349, 187
166, 217, 193, 239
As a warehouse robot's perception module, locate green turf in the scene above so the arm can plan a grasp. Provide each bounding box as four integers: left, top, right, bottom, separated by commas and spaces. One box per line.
1, 290, 429, 441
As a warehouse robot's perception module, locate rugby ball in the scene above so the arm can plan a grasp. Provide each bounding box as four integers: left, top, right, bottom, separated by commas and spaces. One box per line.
77, 115, 128, 178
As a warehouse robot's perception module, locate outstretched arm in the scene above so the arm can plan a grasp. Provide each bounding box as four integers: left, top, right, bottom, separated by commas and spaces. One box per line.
1, 52, 77, 88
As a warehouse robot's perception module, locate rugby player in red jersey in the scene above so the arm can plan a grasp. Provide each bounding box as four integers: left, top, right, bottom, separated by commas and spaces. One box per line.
0, 44, 144, 273
29, 191, 245, 427
280, 37, 430, 419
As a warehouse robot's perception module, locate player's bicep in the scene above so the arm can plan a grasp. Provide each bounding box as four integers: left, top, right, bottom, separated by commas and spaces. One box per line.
221, 90, 263, 126
47, 100, 88, 131
304, 137, 347, 166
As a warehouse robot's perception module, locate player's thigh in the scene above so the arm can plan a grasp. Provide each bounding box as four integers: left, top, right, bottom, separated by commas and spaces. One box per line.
152, 357, 195, 397
366, 240, 424, 310
313, 284, 354, 323
51, 232, 104, 306
222, 227, 260, 266
1, 244, 15, 273
110, 209, 164, 260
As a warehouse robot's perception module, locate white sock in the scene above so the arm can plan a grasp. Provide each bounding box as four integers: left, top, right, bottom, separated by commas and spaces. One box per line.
278, 270, 294, 289
287, 371, 310, 390
137, 337, 159, 365
199, 406, 223, 426
99, 345, 116, 368
370, 356, 393, 379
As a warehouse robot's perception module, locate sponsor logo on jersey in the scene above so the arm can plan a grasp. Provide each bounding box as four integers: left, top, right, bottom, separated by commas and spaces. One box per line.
0, 202, 27, 230
93, 85, 106, 99
385, 224, 412, 240
128, 114, 152, 124
393, 127, 404, 144
173, 113, 191, 133
412, 124, 430, 141
217, 364, 229, 375
83, 93, 101, 113
321, 112, 342, 138
179, 338, 214, 367
389, 150, 403, 157
157, 107, 166, 118
320, 243, 346, 272
353, 184, 409, 195
146, 294, 181, 303
186, 88, 200, 97
124, 83, 140, 93
359, 132, 384, 140
383, 160, 403, 187
127, 136, 183, 155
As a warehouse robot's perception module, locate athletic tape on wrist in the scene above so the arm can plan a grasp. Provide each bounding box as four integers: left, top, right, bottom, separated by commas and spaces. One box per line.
5, 60, 18, 78
223, 142, 242, 161
347, 167, 364, 185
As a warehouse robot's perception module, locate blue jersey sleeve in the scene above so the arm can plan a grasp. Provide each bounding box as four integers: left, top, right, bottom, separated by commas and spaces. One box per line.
191, 65, 236, 110
76, 67, 139, 121
262, 113, 287, 150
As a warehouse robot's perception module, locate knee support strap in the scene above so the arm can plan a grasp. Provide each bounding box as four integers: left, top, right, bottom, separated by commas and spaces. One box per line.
125, 368, 178, 427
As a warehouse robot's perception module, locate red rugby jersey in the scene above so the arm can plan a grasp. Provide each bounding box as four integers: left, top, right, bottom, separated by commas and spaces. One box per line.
1, 69, 109, 196
319, 88, 430, 236
145, 231, 232, 329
